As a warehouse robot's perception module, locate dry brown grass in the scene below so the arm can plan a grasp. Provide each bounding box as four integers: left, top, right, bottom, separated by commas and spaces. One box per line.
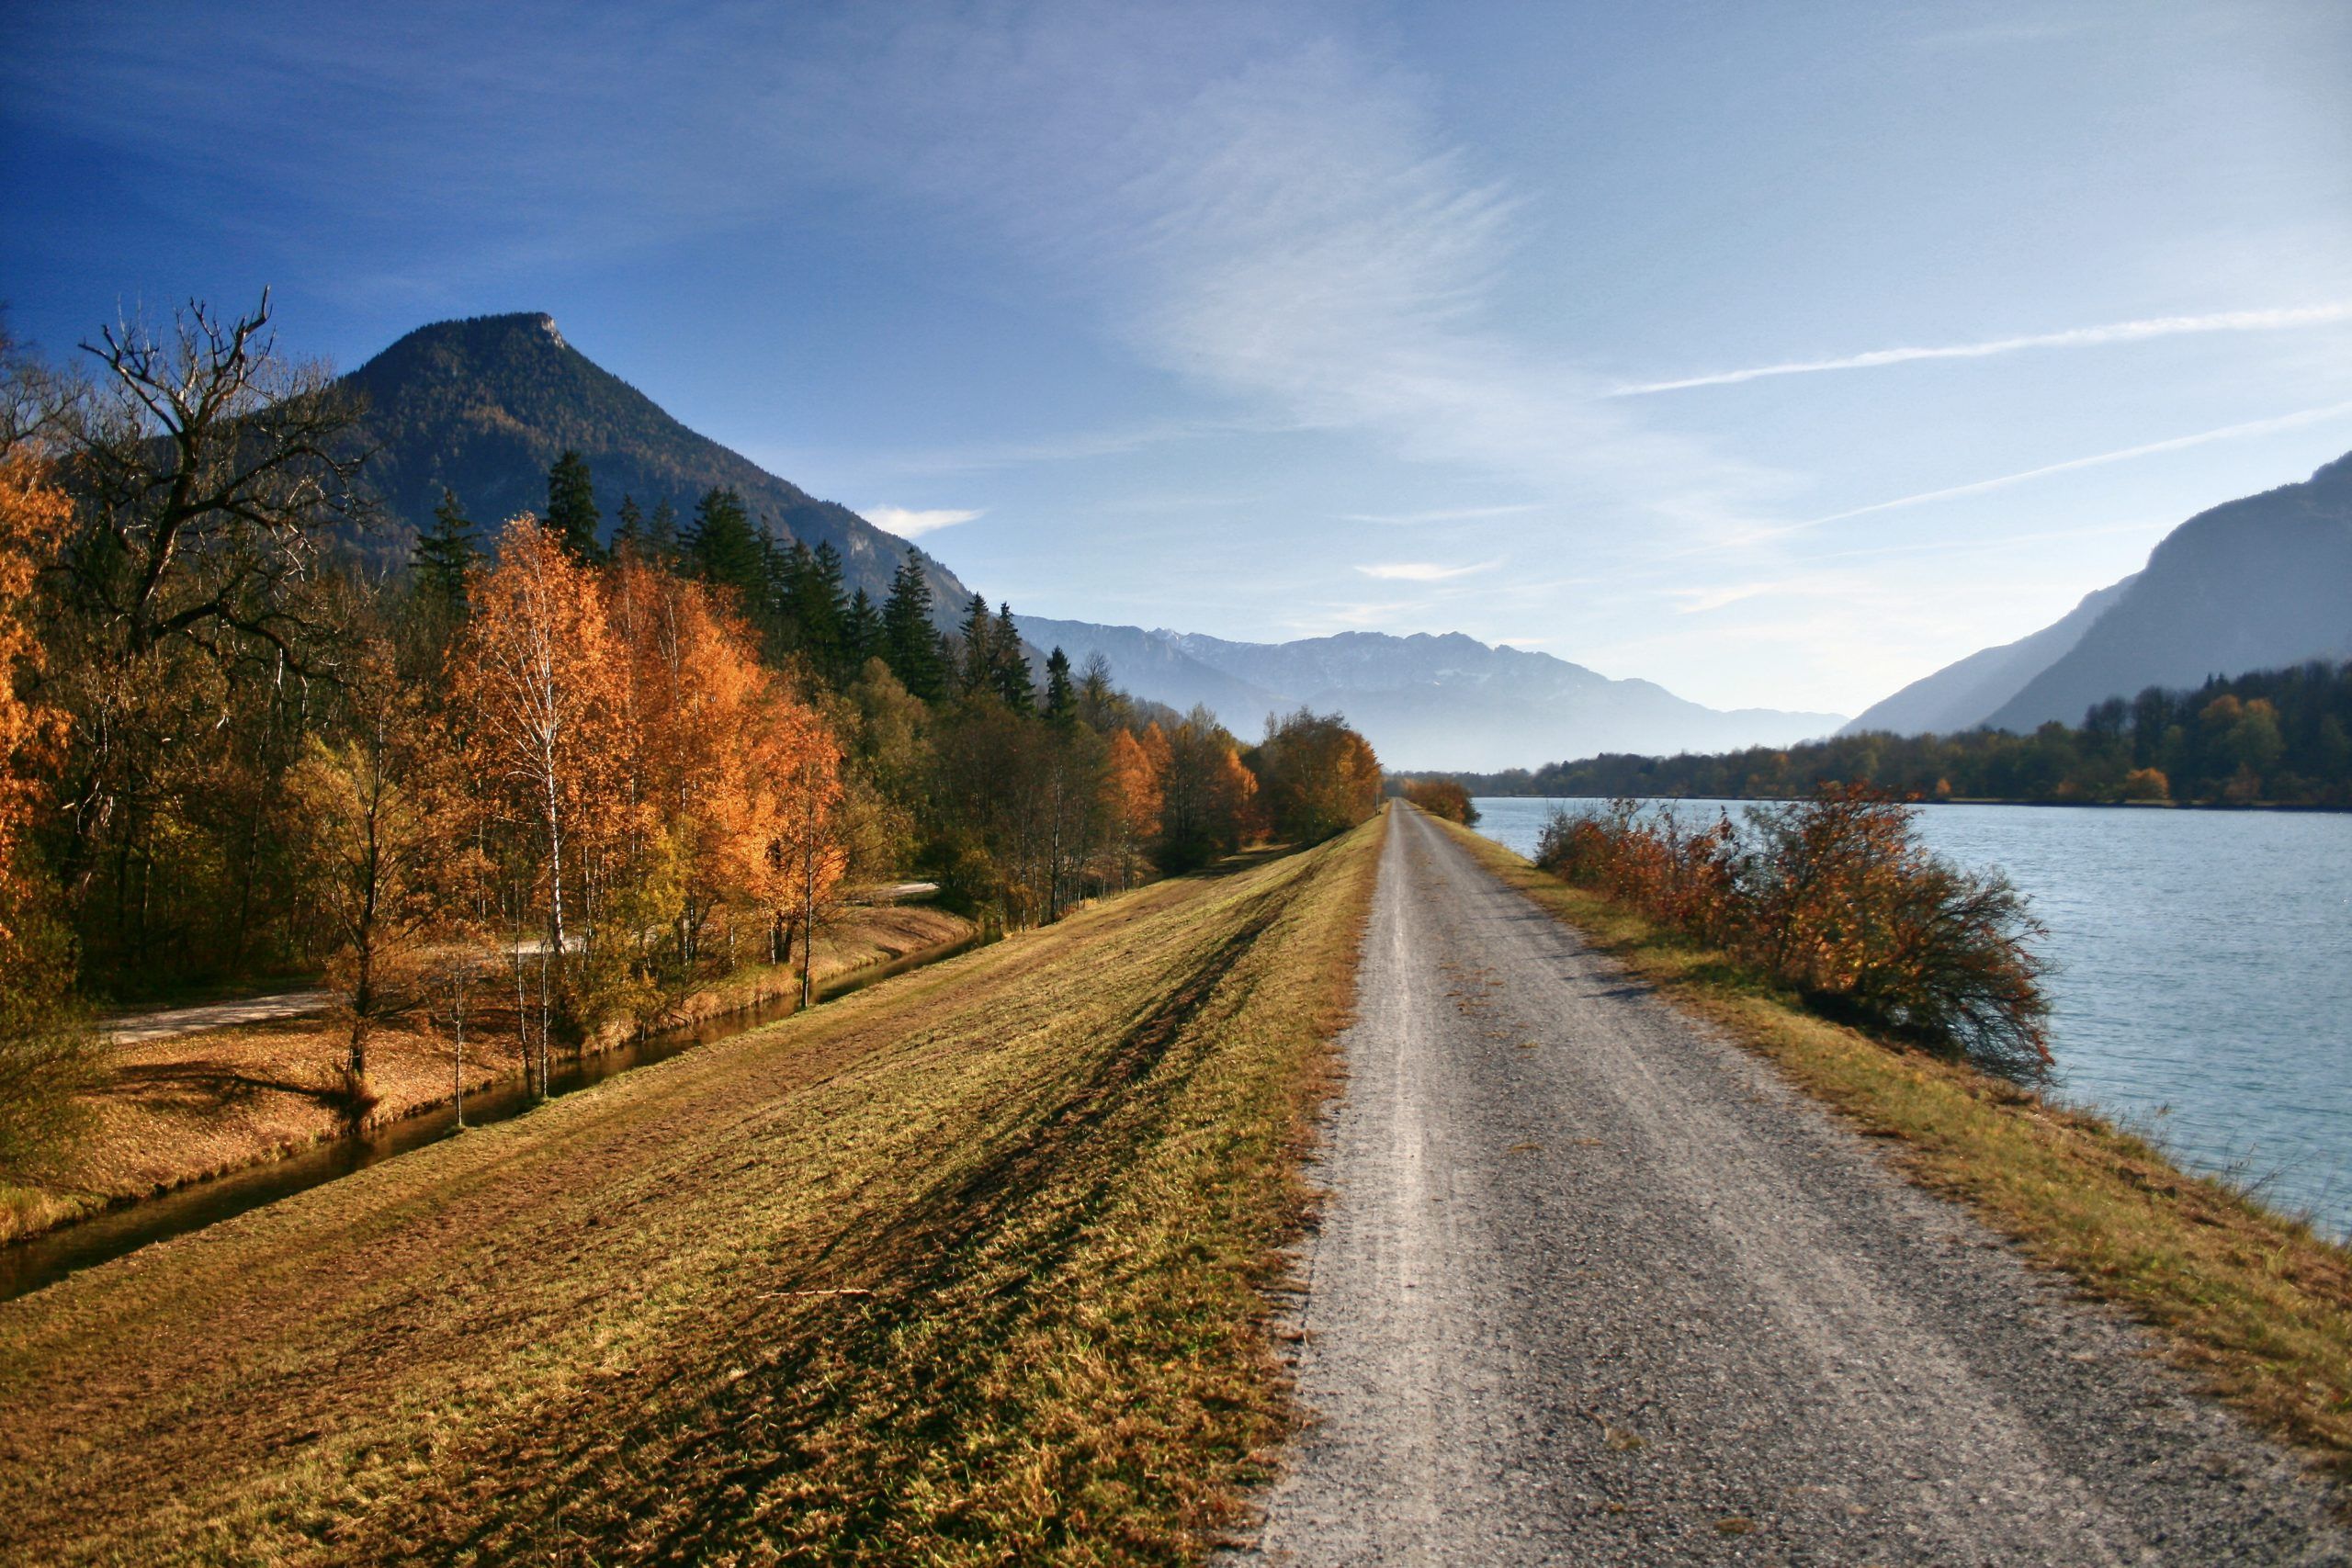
1430, 811, 2352, 1478
0, 814, 1383, 1565
0, 905, 973, 1247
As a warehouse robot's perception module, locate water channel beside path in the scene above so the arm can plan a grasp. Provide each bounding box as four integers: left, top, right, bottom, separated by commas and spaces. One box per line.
0, 933, 979, 1303
1472, 797, 2352, 1241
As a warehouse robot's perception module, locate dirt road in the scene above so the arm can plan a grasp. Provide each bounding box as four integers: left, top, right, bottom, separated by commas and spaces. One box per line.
1239, 807, 2344, 1564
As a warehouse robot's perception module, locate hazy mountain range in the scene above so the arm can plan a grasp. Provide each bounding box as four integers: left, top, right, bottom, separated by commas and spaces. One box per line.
1846, 451, 2352, 736
1019, 618, 1843, 772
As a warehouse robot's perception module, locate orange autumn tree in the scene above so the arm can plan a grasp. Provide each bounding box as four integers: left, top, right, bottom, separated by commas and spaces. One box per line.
729, 689, 846, 1007
447, 517, 629, 1082
0, 450, 68, 914
0, 440, 91, 1178
605, 554, 848, 998
604, 555, 767, 980
1252, 709, 1382, 843
1102, 727, 1162, 889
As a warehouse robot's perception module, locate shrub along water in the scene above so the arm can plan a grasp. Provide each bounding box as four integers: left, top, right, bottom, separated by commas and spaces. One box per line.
1535, 786, 2050, 1080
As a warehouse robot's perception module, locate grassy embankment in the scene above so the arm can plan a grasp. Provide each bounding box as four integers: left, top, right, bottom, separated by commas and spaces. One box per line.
1427, 811, 2352, 1477
0, 904, 972, 1246
0, 812, 1384, 1566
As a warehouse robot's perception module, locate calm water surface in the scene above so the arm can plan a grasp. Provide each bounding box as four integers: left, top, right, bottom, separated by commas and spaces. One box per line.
1472, 798, 2352, 1239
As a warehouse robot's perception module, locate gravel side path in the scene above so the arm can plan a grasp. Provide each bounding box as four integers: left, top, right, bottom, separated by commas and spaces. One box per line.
1236, 806, 2346, 1565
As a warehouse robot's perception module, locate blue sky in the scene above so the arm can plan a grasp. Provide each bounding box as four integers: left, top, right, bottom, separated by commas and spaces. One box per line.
5, 0, 2348, 715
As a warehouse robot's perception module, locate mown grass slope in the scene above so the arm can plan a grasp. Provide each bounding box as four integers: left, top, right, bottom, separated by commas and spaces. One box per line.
1430, 811, 2352, 1480
2, 905, 975, 1247
0, 814, 1383, 1566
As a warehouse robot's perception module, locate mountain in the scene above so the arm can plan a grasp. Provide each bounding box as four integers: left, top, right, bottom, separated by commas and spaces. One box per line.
1018, 618, 1843, 771
1845, 450, 2352, 737
1838, 575, 2139, 737
1984, 452, 2352, 731
339, 311, 972, 615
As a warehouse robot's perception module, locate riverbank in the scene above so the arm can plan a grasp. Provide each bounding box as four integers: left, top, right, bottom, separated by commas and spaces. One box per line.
1461, 792, 2352, 814
1428, 813, 2352, 1479
0, 823, 1382, 1564
0, 904, 973, 1247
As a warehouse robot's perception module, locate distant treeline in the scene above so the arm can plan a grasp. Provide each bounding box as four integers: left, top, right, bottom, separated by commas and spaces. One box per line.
1452, 660, 2352, 807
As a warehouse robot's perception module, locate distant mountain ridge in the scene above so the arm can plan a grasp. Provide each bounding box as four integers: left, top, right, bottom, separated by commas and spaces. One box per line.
1019, 617, 1842, 771
1840, 575, 2139, 737
1845, 450, 2352, 736
340, 311, 971, 615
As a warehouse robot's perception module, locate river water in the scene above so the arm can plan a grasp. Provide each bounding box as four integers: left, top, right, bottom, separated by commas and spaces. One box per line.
1471, 798, 2352, 1240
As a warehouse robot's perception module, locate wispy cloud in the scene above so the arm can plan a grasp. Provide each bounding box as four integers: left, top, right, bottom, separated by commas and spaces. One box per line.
1613, 303, 2352, 396
1775, 400, 2352, 536
865, 505, 984, 538
802, 13, 1778, 543
1338, 502, 1542, 525
1355, 559, 1498, 581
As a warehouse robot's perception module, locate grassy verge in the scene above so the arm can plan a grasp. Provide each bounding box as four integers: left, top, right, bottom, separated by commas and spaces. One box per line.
1428, 812, 2352, 1478
0, 905, 974, 1247
0, 813, 1383, 1565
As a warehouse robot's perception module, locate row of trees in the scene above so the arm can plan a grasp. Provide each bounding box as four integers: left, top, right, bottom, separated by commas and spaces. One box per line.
1457, 660, 2352, 807
0, 294, 1385, 1178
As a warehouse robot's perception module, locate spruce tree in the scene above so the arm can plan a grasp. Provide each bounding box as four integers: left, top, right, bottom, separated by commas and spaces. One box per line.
647, 499, 680, 561
992, 602, 1035, 713
546, 449, 604, 563
413, 488, 480, 619
803, 541, 848, 674
957, 592, 996, 697
881, 551, 945, 701
842, 588, 882, 668
1044, 647, 1076, 727
612, 494, 644, 558
685, 487, 766, 610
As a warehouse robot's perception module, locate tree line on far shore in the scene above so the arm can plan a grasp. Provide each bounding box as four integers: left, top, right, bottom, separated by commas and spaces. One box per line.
0, 295, 1384, 1179
1447, 660, 2352, 808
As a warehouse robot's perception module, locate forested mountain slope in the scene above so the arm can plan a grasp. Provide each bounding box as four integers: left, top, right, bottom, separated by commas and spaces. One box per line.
1846, 449, 2352, 737
1984, 452, 2352, 731
341, 311, 971, 613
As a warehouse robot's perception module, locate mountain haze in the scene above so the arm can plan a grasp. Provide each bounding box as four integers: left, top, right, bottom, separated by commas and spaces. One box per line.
1840, 575, 2139, 737
1846, 450, 2352, 737
1020, 617, 1843, 771
1984, 453, 2352, 731
340, 311, 972, 615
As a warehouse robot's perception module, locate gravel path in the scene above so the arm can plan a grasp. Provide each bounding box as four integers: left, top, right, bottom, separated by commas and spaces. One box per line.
1237, 807, 2346, 1565
101, 989, 335, 1045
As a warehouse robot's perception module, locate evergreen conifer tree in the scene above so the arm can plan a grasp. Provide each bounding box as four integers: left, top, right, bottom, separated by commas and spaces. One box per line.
881, 551, 945, 701
803, 541, 848, 674
647, 500, 680, 560
546, 449, 604, 563
684, 487, 766, 611
1044, 647, 1076, 726
612, 494, 644, 557
957, 592, 996, 697
992, 602, 1035, 713
842, 587, 882, 667
412, 488, 480, 619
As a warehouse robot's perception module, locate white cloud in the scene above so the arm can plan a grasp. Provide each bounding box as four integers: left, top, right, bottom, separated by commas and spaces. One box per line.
1355, 560, 1498, 581
865, 505, 984, 538
1339, 502, 1542, 525
1612, 304, 2352, 396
